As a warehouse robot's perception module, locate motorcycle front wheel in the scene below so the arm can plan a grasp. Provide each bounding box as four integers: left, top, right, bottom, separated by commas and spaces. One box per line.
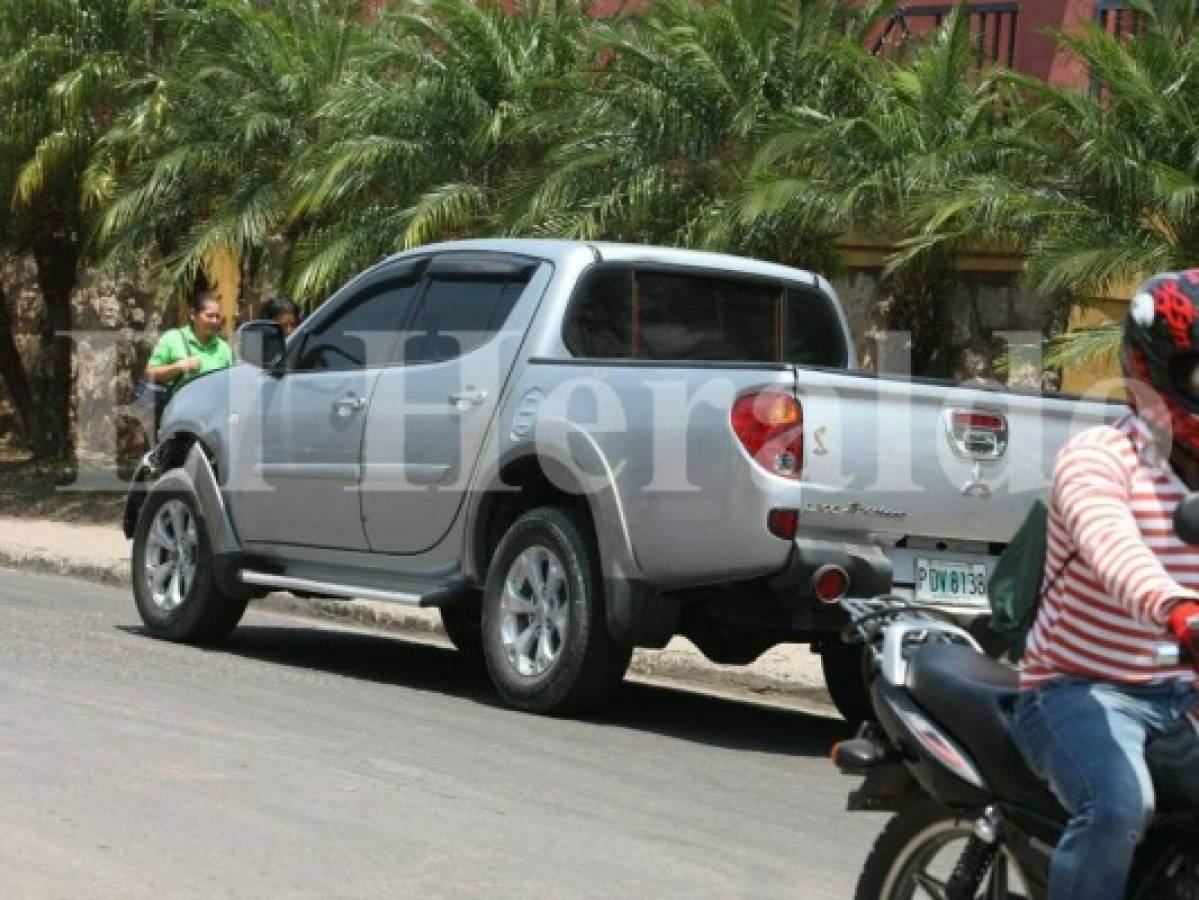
856, 797, 1033, 900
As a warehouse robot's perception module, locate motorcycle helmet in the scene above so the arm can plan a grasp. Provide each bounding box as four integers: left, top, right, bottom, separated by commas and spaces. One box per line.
1123, 270, 1199, 454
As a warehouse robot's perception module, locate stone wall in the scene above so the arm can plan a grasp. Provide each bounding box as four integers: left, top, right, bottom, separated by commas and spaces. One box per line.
828, 264, 1065, 388
0, 251, 283, 463
0, 253, 161, 463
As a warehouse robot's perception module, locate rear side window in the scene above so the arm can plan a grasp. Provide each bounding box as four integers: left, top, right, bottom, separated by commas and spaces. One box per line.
563, 266, 847, 366
784, 285, 848, 368
400, 276, 530, 365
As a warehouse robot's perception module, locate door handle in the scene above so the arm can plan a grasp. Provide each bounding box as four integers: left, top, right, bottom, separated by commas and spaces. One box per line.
449, 388, 488, 410
332, 395, 368, 416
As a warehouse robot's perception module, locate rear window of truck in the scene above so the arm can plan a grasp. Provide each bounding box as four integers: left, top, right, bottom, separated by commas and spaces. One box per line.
562, 266, 847, 366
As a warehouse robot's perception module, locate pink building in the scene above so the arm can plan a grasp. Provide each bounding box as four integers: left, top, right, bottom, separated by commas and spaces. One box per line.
868, 1, 1139, 87
588, 1, 1143, 89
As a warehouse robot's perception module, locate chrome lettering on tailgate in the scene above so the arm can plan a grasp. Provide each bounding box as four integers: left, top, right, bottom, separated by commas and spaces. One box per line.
803, 502, 907, 520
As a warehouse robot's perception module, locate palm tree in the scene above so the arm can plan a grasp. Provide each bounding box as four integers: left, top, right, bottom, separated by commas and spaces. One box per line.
737, 10, 1015, 376
516, 0, 881, 270
0, 0, 170, 458
903, 0, 1199, 371
287, 0, 594, 301
97, 0, 375, 310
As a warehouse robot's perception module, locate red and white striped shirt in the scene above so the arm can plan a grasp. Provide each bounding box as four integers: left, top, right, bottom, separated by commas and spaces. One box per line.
1021, 414, 1199, 689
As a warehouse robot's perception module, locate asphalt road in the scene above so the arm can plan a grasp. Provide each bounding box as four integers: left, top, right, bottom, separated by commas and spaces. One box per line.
0, 568, 885, 899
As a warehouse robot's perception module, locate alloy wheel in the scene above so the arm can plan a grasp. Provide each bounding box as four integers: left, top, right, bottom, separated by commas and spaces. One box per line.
500, 545, 569, 677
142, 499, 199, 612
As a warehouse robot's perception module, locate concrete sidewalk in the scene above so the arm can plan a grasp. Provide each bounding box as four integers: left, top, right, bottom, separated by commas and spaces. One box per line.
0, 515, 835, 714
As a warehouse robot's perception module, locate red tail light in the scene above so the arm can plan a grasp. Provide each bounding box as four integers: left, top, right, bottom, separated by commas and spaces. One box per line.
952, 412, 1004, 431
731, 392, 804, 479
767, 508, 799, 540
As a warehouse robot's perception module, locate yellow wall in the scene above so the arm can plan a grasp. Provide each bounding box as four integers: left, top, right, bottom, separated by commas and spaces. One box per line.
835, 233, 1025, 273
1059, 276, 1142, 398
1059, 298, 1127, 398
204, 248, 240, 339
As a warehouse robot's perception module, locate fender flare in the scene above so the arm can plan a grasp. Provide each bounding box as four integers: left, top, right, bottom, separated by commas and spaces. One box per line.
465, 441, 675, 647
129, 443, 247, 597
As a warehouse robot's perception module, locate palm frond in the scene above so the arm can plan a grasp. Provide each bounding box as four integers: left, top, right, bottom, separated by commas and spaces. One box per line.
399, 182, 490, 248
1045, 324, 1122, 371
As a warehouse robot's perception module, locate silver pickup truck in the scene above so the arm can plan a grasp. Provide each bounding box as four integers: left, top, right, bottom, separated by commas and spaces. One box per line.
123, 239, 1117, 719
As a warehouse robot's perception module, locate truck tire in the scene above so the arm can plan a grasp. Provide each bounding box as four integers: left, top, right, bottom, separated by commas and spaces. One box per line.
131, 485, 247, 643
439, 590, 484, 662
481, 506, 632, 715
821, 639, 873, 724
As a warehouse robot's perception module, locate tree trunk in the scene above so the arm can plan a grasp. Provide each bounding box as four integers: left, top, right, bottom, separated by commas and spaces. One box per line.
883, 266, 960, 380
31, 235, 79, 461
0, 280, 37, 451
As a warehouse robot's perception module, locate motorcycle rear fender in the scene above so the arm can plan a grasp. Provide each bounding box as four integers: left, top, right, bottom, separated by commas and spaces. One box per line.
872, 679, 992, 809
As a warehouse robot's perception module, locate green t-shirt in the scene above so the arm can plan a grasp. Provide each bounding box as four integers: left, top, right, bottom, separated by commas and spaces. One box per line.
148, 325, 233, 392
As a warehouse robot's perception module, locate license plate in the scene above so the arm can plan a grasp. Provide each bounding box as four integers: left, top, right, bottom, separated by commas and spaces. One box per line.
914, 558, 988, 605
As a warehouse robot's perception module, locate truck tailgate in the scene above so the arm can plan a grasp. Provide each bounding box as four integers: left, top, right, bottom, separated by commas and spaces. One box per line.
795, 368, 1120, 546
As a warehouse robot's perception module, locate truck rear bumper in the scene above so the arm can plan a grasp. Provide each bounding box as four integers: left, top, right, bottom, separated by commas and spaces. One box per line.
773, 536, 893, 602
762, 536, 894, 633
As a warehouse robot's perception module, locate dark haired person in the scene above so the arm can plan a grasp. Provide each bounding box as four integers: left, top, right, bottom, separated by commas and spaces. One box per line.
145, 291, 233, 396
261, 295, 300, 337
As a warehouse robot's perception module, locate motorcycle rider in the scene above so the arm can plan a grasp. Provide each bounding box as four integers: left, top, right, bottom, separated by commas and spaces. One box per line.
1012, 270, 1199, 900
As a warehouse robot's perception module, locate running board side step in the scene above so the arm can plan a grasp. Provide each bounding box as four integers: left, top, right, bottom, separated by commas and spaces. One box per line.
239, 571, 466, 608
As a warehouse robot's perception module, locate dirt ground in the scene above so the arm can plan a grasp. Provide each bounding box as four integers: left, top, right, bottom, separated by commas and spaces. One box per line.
0, 453, 125, 525
0, 378, 131, 526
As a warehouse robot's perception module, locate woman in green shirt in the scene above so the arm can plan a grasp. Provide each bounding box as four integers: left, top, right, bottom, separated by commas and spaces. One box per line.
146, 292, 233, 394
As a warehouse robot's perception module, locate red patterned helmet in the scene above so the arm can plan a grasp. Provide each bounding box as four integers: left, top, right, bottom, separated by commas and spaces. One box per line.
1122, 270, 1199, 453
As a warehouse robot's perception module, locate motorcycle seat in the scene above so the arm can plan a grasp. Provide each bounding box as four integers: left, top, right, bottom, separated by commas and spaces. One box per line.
906, 643, 1064, 815
907, 643, 1199, 816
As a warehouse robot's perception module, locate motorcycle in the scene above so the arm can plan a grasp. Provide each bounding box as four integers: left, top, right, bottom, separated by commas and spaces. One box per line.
831, 496, 1199, 899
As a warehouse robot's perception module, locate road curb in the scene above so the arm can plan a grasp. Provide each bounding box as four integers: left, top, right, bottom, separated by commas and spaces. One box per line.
0, 545, 447, 639
0, 545, 129, 589
0, 544, 836, 716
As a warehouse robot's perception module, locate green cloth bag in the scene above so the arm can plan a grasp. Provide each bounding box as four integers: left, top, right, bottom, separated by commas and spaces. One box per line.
988, 498, 1073, 661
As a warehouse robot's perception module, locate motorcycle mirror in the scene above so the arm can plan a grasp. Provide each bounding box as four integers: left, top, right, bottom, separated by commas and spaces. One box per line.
1174, 493, 1199, 545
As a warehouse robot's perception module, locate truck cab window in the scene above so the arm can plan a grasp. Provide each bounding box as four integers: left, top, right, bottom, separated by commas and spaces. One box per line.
564, 266, 846, 366
401, 276, 530, 365
637, 271, 778, 361
294, 280, 418, 371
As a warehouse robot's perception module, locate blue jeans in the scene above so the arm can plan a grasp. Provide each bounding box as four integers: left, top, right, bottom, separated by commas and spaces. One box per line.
1011, 678, 1197, 900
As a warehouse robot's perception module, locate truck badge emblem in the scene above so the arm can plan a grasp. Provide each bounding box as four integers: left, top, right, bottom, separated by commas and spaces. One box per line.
812, 426, 829, 457
961, 463, 992, 498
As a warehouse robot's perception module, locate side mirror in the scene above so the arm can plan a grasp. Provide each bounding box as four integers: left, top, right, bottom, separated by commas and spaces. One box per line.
236, 321, 286, 370
1175, 494, 1199, 545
